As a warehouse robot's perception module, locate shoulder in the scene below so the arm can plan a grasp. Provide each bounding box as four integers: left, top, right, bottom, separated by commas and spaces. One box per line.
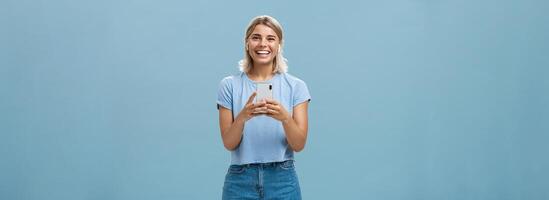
219, 72, 245, 86
280, 72, 308, 87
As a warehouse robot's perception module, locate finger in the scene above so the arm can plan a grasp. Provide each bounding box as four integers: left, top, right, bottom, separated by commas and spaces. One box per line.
253, 107, 266, 113
265, 99, 278, 105
251, 102, 266, 110
251, 112, 265, 116
246, 92, 257, 105
265, 104, 278, 111
266, 109, 278, 115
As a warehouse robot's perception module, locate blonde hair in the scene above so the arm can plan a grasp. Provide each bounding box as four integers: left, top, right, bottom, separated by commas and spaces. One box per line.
239, 15, 288, 73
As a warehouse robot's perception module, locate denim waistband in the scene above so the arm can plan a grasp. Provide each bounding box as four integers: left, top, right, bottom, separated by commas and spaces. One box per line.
236, 160, 294, 168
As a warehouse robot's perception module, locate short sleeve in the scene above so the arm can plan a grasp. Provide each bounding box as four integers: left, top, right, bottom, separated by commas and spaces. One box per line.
293, 80, 311, 107
217, 77, 233, 110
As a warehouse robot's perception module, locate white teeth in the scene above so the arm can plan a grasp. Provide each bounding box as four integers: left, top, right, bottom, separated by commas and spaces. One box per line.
256, 50, 270, 54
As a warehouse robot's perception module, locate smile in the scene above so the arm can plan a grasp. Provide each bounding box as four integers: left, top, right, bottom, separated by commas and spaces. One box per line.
255, 50, 271, 56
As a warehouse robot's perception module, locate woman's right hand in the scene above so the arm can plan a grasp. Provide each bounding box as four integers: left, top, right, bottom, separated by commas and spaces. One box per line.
236, 92, 266, 122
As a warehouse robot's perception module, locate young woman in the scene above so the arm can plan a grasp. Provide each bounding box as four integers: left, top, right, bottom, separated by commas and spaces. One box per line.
217, 15, 311, 199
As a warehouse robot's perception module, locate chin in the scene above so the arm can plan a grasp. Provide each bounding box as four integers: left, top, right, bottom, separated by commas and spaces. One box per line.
253, 59, 274, 65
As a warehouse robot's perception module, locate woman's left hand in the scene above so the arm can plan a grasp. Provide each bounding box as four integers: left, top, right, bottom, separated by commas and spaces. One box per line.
265, 99, 290, 122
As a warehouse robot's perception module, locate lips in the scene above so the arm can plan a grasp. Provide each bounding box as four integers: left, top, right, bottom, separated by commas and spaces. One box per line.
255, 50, 271, 57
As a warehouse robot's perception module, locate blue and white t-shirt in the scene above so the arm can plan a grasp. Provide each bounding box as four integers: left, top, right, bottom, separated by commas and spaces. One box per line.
217, 72, 311, 165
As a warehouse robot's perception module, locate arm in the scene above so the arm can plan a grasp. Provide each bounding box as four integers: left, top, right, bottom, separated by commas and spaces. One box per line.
218, 107, 244, 151
265, 100, 309, 152
219, 92, 264, 151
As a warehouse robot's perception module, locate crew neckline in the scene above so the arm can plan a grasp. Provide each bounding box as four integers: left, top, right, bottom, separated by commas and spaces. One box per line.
243, 72, 280, 83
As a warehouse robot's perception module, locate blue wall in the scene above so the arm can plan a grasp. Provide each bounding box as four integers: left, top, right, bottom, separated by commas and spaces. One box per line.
1, 0, 548, 199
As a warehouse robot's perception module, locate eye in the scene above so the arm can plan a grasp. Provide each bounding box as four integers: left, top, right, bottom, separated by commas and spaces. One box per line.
268, 38, 276, 41
250, 36, 260, 40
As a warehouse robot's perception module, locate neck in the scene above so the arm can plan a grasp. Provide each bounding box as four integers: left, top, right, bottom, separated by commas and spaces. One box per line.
248, 63, 275, 81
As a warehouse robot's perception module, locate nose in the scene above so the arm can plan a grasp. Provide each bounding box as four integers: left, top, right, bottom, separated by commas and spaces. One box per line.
259, 38, 268, 47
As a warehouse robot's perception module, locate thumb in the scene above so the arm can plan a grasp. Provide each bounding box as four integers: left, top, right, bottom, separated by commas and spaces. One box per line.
246, 92, 257, 104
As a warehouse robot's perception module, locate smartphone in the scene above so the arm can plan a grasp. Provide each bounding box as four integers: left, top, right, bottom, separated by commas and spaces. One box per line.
255, 82, 273, 103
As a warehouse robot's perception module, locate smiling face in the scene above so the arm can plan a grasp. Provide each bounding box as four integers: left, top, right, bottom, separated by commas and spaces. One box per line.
246, 24, 280, 68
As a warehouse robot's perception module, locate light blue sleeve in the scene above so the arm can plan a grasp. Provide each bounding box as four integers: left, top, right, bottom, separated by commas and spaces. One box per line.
293, 80, 311, 107
217, 77, 233, 110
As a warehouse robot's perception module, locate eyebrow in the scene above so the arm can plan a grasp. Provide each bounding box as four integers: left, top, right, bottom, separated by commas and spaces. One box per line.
250, 33, 277, 38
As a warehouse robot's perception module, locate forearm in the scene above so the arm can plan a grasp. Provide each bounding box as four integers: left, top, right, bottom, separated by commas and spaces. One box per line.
282, 118, 307, 152
221, 117, 246, 151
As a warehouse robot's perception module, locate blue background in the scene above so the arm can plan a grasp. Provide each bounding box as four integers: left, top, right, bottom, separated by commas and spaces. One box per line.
2, 0, 548, 199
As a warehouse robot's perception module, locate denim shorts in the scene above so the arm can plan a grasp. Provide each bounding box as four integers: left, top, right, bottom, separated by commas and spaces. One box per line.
222, 160, 301, 200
